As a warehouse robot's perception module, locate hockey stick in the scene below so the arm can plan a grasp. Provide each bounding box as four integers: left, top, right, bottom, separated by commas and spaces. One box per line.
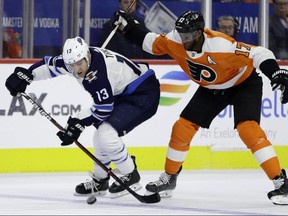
20, 92, 160, 204
101, 0, 137, 49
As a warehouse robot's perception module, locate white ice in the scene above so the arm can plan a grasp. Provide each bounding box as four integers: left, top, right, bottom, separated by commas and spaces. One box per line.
0, 169, 287, 215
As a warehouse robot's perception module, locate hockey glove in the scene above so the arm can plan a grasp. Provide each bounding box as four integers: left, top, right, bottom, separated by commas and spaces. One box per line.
5, 67, 33, 97
113, 10, 139, 33
57, 117, 85, 146
271, 69, 288, 104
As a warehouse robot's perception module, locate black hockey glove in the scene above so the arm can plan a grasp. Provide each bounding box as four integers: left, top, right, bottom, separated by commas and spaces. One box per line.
56, 117, 85, 146
113, 10, 139, 34
5, 67, 33, 97
271, 69, 288, 104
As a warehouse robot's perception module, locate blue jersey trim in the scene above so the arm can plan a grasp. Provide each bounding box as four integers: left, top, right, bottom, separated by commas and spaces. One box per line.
121, 69, 155, 96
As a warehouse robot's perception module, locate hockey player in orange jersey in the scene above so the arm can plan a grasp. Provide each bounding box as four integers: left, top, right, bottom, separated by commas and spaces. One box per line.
113, 10, 288, 205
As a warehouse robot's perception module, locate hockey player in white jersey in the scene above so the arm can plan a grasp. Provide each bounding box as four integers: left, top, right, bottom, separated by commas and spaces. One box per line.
5, 36, 160, 198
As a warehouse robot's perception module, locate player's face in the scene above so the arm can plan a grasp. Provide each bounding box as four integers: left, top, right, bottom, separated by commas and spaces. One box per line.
178, 30, 202, 51
66, 58, 89, 78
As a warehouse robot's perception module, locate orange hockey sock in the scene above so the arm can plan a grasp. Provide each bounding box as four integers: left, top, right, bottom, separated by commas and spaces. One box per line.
237, 120, 281, 179
165, 117, 199, 174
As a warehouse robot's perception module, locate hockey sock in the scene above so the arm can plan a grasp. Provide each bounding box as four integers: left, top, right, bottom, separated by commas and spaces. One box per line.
237, 120, 281, 179
165, 117, 199, 174
93, 122, 134, 178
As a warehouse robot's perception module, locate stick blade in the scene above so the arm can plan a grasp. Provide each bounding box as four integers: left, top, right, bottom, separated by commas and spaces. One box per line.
138, 192, 161, 204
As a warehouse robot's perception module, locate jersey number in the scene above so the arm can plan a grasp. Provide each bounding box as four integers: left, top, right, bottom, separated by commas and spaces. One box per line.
235, 42, 251, 58
96, 88, 109, 102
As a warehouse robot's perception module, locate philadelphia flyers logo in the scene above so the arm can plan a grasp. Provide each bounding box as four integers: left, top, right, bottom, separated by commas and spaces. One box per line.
186, 59, 217, 83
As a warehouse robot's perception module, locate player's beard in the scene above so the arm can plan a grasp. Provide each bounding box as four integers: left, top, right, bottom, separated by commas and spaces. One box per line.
184, 34, 203, 52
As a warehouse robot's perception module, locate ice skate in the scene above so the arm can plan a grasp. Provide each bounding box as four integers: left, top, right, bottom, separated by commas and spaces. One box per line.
267, 169, 288, 205
74, 171, 109, 196
109, 155, 142, 198
145, 166, 182, 198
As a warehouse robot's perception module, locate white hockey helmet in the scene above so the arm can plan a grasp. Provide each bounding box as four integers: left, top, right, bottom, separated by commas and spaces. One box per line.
62, 36, 91, 74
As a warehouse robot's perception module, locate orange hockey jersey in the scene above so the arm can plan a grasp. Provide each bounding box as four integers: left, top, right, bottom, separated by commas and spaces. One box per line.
142, 29, 276, 89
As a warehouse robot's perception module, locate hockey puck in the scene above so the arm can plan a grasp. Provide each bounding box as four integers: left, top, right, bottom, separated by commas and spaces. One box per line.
86, 195, 97, 205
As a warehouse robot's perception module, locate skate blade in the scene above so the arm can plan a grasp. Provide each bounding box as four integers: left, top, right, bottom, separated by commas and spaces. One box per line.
145, 190, 173, 198
73, 190, 107, 197
109, 183, 142, 199
270, 195, 288, 205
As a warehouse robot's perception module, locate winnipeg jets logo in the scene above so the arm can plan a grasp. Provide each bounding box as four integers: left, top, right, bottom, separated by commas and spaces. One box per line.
207, 56, 216, 65
85, 70, 98, 82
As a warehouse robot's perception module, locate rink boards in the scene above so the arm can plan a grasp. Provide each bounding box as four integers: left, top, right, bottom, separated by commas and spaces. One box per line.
0, 59, 287, 172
